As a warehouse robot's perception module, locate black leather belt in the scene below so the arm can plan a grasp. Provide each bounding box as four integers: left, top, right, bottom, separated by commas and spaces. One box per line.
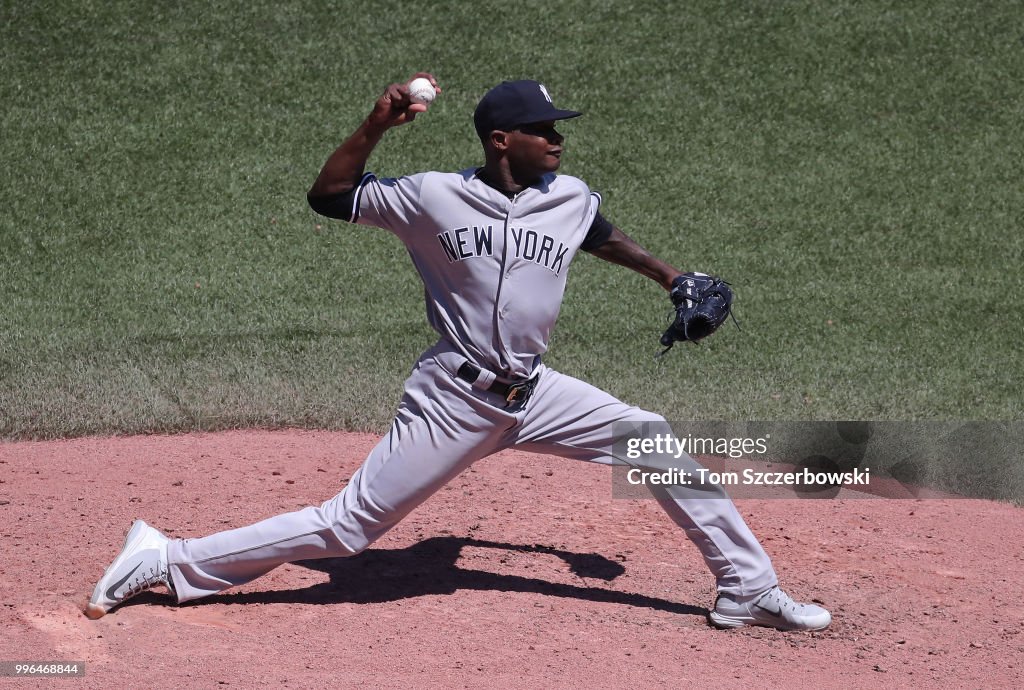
456, 362, 538, 407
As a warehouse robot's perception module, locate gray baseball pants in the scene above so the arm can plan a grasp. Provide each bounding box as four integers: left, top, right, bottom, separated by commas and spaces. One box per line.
167, 341, 778, 601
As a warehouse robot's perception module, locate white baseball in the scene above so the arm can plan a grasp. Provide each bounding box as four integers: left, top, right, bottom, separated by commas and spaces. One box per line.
408, 77, 436, 105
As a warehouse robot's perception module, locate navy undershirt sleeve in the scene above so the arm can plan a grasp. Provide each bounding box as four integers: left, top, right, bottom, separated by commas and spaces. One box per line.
307, 188, 358, 221
580, 211, 614, 251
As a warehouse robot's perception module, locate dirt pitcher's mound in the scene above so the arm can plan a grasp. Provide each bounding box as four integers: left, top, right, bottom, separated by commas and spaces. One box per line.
1, 430, 1022, 688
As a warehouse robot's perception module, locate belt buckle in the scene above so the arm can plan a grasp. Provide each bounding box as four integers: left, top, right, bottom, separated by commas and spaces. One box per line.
505, 383, 527, 404
503, 378, 536, 410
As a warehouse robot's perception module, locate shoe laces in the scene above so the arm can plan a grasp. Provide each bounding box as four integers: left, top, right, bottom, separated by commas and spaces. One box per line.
758, 586, 799, 612
121, 565, 169, 601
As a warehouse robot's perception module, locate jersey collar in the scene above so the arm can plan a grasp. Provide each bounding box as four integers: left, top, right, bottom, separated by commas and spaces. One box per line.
472, 168, 554, 198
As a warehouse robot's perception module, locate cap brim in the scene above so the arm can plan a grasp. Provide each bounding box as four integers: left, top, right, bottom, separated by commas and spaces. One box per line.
516, 109, 583, 128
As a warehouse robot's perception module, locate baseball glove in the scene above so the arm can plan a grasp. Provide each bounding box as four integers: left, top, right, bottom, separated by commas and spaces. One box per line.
658, 272, 736, 354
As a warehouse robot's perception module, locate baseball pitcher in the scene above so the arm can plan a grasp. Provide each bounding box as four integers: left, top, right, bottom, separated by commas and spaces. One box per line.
86, 74, 830, 632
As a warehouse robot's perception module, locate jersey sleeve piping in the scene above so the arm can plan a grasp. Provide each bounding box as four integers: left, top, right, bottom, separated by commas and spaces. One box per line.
580, 192, 612, 252
350, 172, 377, 223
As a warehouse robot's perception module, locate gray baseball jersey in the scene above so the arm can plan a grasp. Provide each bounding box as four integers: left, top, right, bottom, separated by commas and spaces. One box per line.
164, 168, 778, 603
354, 168, 600, 378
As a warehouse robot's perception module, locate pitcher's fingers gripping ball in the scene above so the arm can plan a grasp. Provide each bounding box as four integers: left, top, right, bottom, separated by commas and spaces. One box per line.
407, 77, 436, 104
372, 73, 441, 127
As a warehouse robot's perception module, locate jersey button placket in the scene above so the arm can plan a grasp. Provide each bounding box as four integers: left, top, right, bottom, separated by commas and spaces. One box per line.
494, 192, 520, 365
499, 265, 515, 319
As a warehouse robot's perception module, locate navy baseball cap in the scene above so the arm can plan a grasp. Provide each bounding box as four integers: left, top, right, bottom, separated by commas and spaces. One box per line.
474, 80, 582, 140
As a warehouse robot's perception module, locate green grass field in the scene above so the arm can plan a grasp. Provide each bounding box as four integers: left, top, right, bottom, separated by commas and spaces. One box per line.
2, 0, 1022, 439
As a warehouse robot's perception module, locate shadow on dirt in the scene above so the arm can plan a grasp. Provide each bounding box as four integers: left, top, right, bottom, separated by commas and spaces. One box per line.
153, 536, 706, 618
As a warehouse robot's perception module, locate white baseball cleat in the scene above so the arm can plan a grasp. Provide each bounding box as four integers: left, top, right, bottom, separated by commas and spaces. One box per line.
85, 520, 173, 619
709, 585, 831, 631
